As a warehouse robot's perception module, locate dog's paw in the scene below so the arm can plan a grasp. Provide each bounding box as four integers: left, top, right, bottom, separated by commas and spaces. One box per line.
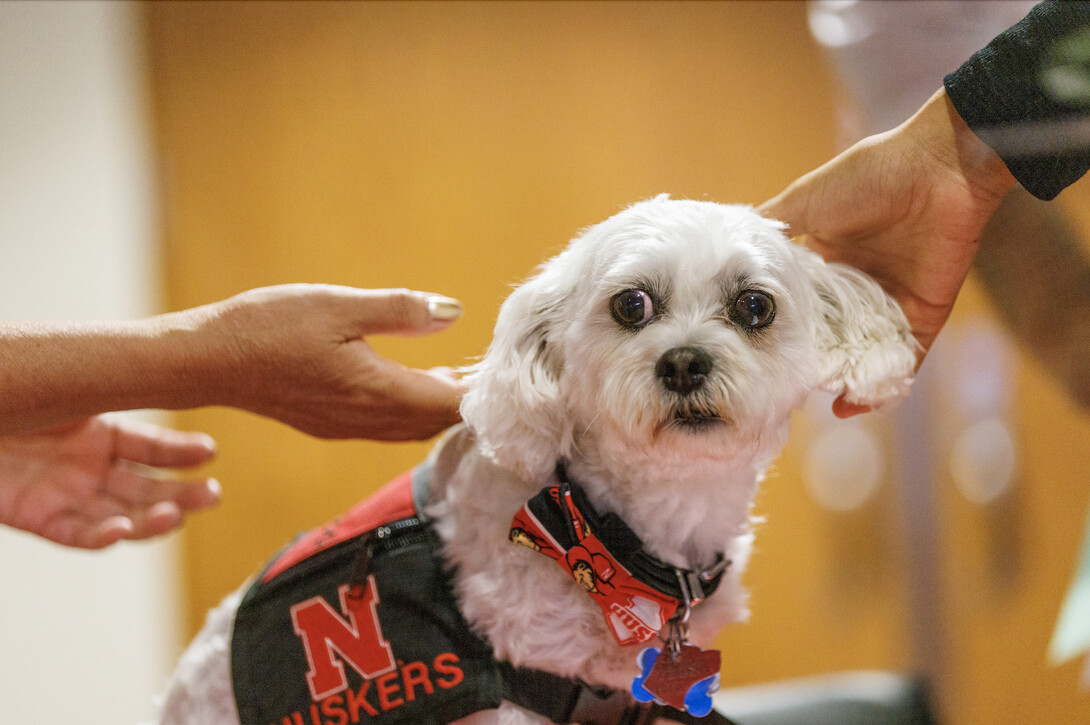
835, 340, 916, 409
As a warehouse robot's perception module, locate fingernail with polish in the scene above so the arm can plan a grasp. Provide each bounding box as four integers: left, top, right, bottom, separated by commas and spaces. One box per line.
428, 296, 463, 321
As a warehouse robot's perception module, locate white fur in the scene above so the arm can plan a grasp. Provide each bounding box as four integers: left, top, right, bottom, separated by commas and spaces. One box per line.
155, 196, 917, 724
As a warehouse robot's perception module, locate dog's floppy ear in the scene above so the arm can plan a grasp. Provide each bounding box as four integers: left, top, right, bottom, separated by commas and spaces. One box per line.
460, 252, 576, 482
790, 244, 919, 407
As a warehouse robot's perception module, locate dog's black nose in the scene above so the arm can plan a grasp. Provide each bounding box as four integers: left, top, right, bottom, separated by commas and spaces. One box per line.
656, 346, 713, 396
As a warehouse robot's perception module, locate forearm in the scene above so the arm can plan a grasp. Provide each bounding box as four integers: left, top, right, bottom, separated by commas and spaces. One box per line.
0, 308, 233, 435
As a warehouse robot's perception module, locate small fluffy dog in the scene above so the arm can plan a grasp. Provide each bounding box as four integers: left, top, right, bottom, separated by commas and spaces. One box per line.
157, 196, 916, 725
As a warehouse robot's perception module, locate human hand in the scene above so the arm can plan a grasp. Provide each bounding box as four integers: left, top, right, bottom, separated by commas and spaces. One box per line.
177, 284, 467, 440
0, 415, 220, 549
760, 89, 1016, 416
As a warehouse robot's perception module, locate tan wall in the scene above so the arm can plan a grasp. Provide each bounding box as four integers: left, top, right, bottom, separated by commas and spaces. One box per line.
145, 2, 1089, 722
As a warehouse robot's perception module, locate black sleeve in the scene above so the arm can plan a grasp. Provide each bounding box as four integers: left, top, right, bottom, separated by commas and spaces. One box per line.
944, 0, 1090, 200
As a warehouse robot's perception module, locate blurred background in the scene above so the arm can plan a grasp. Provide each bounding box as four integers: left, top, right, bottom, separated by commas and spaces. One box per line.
2, 1, 1088, 723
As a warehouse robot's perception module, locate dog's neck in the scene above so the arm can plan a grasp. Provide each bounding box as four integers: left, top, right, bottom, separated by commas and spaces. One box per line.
557, 425, 783, 571
550, 460, 732, 590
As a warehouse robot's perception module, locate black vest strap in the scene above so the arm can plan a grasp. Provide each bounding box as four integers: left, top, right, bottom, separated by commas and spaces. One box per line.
498, 660, 741, 725
647, 702, 741, 725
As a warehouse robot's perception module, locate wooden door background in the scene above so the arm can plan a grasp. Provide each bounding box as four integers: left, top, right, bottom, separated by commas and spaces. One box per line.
145, 3, 1089, 722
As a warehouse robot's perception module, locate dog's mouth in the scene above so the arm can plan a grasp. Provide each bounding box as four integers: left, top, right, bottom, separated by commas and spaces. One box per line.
667, 406, 725, 431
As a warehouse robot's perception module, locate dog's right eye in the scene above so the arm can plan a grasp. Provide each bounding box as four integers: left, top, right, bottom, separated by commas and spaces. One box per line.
730, 290, 775, 330
610, 289, 654, 329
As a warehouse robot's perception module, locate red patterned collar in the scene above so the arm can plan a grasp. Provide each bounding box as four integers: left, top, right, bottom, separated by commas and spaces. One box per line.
509, 462, 730, 647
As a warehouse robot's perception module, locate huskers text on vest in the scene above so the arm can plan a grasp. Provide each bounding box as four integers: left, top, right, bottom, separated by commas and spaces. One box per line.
283, 577, 466, 724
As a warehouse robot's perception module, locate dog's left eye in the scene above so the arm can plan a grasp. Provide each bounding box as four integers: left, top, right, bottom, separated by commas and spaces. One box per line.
730, 290, 775, 329
610, 289, 654, 329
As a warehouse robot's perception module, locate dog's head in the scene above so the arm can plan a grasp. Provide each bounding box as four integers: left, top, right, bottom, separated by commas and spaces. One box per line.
462, 196, 917, 481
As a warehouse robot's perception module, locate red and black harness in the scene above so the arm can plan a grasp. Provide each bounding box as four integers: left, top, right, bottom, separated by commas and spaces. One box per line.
230, 464, 738, 725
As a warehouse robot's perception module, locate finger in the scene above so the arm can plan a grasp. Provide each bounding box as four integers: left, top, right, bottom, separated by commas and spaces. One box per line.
756, 194, 785, 220
85, 515, 135, 549
380, 361, 466, 415
334, 362, 464, 441
176, 477, 222, 511
757, 189, 800, 231
89, 493, 213, 546
92, 496, 207, 544
426, 365, 471, 386
36, 485, 215, 549
111, 418, 217, 469
346, 339, 466, 413
105, 465, 222, 510
40, 513, 133, 550
758, 170, 823, 236
348, 288, 463, 338
124, 500, 185, 540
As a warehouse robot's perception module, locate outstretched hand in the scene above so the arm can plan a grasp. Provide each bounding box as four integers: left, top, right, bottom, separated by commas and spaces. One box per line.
0, 284, 466, 440
760, 90, 1016, 416
0, 415, 220, 549
186, 284, 468, 440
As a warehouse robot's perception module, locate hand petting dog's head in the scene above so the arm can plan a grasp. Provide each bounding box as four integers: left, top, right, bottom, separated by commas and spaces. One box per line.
462, 195, 917, 482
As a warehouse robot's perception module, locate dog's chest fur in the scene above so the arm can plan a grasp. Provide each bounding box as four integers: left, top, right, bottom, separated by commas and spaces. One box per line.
425, 425, 760, 693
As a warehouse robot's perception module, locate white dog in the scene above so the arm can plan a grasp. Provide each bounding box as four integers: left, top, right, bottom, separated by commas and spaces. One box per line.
156, 196, 917, 725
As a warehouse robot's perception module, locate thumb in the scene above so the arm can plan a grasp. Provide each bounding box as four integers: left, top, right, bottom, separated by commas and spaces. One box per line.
758, 184, 809, 236
351, 288, 463, 337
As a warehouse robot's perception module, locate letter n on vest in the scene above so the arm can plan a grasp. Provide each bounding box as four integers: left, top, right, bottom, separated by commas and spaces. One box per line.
290, 577, 396, 701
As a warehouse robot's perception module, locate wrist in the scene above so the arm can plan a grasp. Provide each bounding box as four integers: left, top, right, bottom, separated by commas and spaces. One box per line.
911, 89, 1017, 206
149, 302, 249, 411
